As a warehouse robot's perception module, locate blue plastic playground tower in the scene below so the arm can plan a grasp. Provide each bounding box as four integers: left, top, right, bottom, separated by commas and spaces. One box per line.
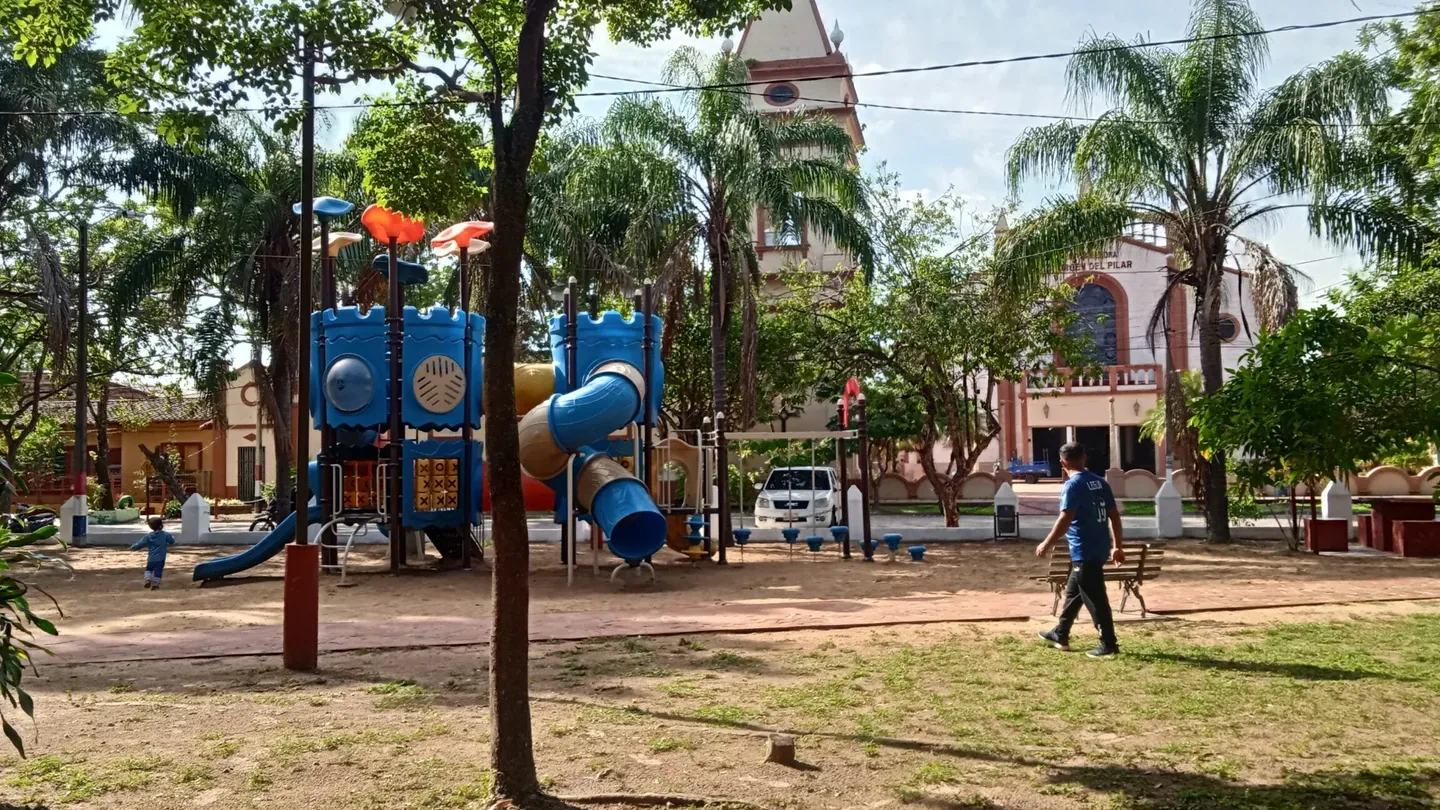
193, 201, 668, 580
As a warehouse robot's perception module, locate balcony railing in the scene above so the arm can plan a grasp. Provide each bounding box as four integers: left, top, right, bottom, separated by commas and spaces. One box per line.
1027, 364, 1163, 394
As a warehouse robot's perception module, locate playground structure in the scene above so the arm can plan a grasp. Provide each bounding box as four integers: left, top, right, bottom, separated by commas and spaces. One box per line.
192, 200, 671, 584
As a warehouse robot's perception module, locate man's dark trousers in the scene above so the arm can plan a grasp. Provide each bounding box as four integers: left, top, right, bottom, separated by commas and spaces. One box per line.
1054, 560, 1117, 647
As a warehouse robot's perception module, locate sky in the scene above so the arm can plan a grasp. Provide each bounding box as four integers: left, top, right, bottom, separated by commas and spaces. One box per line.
95, 0, 1415, 340
568, 0, 1411, 305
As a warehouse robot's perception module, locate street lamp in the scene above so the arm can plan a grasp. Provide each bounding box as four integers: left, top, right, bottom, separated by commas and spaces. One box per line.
65, 205, 143, 547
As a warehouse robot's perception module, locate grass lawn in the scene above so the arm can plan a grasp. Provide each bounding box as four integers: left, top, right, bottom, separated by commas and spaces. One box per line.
1119, 501, 1203, 516
11, 608, 1440, 809
876, 503, 994, 516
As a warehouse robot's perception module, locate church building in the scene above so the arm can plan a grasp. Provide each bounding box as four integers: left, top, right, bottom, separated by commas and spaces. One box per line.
738, 0, 1263, 483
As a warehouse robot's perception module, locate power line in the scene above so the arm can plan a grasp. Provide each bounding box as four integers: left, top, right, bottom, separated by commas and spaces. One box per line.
589, 43, 1401, 126
0, 9, 1422, 119
576, 9, 1423, 99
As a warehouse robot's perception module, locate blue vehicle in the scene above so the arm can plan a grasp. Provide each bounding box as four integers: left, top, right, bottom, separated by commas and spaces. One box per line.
1007, 456, 1051, 484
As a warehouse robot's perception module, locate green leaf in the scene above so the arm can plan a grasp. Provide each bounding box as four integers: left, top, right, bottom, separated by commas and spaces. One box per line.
18, 689, 33, 718
3, 718, 25, 756
25, 615, 56, 636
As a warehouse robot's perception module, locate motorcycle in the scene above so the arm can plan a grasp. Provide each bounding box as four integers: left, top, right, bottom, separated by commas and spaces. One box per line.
4, 504, 58, 534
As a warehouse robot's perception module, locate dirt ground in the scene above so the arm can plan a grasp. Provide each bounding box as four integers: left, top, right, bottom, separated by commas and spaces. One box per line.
5, 600, 1440, 810
27, 539, 1440, 636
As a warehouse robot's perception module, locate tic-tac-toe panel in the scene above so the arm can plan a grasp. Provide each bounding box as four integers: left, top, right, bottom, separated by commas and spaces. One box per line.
401, 439, 483, 529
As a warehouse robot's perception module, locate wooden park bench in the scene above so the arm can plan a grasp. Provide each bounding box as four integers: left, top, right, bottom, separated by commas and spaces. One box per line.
1034, 543, 1164, 618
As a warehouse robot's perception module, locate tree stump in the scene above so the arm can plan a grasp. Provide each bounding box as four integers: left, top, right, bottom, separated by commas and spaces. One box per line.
764, 734, 796, 766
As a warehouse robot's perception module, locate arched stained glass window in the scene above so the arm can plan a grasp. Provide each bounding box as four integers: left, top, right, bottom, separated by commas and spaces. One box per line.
1067, 283, 1119, 365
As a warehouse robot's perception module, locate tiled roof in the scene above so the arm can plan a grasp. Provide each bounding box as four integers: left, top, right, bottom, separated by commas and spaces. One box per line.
39, 392, 213, 426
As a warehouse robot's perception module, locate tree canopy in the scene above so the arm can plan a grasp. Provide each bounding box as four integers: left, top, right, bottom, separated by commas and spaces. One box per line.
1194, 307, 1440, 547
779, 170, 1081, 525
996, 0, 1430, 540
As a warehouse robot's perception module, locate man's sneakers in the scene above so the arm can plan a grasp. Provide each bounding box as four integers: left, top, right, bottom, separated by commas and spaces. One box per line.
1039, 630, 1119, 657
1037, 630, 1070, 651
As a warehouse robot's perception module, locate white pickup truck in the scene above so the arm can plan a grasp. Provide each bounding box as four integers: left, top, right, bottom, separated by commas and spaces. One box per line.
751, 466, 839, 529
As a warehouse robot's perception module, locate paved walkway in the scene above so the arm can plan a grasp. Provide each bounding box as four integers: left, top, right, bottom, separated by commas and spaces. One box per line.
44, 575, 1440, 665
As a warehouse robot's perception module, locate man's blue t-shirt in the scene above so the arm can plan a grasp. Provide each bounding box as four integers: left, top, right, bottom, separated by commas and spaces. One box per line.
1059, 470, 1116, 562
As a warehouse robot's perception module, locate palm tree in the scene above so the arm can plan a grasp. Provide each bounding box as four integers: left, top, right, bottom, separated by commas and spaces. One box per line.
996, 0, 1427, 540
1139, 370, 1202, 445
525, 126, 697, 314
116, 119, 368, 514
602, 45, 875, 431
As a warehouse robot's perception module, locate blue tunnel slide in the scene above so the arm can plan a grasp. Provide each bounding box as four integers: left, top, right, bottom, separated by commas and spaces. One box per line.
531, 364, 668, 563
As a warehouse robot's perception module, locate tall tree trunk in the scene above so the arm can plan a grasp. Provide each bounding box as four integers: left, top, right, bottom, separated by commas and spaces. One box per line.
264, 364, 295, 516
1196, 268, 1231, 542
705, 215, 732, 552
486, 151, 540, 805
736, 263, 758, 429
484, 2, 552, 800
2, 441, 19, 513
93, 379, 115, 510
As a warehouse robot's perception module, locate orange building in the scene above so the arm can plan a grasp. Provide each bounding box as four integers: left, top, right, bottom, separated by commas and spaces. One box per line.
34, 362, 321, 508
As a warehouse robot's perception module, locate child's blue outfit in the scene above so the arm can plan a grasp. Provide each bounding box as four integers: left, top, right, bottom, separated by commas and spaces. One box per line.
130, 530, 176, 588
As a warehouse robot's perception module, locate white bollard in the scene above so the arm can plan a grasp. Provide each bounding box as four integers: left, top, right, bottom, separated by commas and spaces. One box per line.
58, 494, 88, 545
993, 482, 1019, 538
1321, 479, 1355, 539
181, 493, 211, 544
1155, 473, 1183, 539
710, 484, 721, 544
994, 481, 1018, 509
846, 485, 864, 530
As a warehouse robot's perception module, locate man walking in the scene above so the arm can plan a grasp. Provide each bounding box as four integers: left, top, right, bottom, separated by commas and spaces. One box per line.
1036, 441, 1124, 657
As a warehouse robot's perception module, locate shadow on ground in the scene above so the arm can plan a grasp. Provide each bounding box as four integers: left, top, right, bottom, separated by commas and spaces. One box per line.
1132, 650, 1417, 682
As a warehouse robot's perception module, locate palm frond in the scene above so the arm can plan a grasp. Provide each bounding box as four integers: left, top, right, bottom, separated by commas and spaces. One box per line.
1065, 34, 1175, 119
1006, 121, 1086, 190
1074, 111, 1184, 201
1304, 193, 1432, 267
1243, 241, 1302, 335
994, 194, 1138, 292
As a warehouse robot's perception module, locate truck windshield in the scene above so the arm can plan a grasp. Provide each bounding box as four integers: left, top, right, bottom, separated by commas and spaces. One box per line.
765, 470, 831, 491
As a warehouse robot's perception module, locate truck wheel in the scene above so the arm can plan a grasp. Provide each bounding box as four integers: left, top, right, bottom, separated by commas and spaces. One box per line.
1025, 474, 1040, 485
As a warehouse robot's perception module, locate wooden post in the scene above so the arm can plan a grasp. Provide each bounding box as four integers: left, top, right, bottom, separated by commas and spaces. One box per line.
857, 394, 873, 555
387, 234, 403, 573
318, 216, 336, 571
460, 244, 473, 570
641, 284, 654, 491
836, 400, 851, 559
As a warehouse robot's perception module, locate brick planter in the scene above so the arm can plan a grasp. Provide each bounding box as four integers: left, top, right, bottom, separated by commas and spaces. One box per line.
1357, 515, 1373, 548
1305, 518, 1350, 553
1394, 521, 1440, 558
1372, 500, 1437, 553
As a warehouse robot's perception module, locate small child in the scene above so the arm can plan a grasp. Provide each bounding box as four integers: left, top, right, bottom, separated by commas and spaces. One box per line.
130, 517, 177, 589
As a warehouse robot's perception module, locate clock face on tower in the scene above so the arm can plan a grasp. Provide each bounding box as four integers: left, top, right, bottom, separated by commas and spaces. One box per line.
764, 83, 798, 106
